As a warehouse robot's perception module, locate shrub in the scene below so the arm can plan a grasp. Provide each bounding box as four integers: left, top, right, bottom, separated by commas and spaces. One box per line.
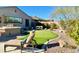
45, 24, 50, 29
50, 23, 59, 30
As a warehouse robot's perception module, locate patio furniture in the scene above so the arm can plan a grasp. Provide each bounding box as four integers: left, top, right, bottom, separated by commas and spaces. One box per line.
4, 30, 35, 53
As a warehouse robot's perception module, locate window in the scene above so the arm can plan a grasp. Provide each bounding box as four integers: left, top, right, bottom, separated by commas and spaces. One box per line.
25, 19, 29, 27
4, 16, 22, 23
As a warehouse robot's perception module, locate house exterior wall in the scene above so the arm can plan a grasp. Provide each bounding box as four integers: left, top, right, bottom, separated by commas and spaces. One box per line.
0, 7, 33, 36
15, 7, 32, 28
0, 7, 32, 29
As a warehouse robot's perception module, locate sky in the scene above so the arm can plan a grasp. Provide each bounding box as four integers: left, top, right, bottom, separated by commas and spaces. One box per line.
18, 6, 56, 20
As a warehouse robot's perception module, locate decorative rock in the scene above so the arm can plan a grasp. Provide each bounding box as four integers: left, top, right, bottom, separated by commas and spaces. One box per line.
58, 40, 66, 47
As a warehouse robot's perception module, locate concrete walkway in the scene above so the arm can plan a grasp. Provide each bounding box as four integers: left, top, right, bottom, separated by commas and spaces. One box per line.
0, 42, 20, 53
0, 42, 45, 53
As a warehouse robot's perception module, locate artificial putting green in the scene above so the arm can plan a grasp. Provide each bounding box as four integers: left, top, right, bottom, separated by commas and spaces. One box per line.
19, 30, 58, 45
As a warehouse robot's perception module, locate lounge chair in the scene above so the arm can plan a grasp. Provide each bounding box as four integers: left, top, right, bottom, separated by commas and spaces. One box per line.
4, 30, 35, 53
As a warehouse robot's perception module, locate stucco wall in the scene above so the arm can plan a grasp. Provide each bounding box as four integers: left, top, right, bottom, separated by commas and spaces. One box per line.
0, 7, 32, 28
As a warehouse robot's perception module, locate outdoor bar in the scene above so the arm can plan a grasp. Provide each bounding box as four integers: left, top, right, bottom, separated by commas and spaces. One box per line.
0, 27, 21, 36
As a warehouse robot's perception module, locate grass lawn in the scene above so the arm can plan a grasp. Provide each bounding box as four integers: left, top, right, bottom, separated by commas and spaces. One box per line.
34, 30, 58, 45
19, 30, 58, 45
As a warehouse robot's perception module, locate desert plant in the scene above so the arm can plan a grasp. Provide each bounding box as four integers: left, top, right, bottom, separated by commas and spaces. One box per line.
50, 23, 59, 30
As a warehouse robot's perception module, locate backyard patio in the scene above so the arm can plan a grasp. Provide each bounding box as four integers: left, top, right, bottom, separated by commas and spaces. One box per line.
0, 29, 78, 53
0, 30, 58, 53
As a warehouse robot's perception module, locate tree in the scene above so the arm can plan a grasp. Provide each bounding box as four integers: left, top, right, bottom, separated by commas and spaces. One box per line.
50, 23, 59, 30
50, 6, 79, 44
